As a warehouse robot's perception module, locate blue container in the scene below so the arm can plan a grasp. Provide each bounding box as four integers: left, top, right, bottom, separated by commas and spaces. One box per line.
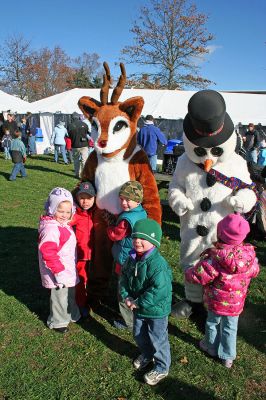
35, 127, 43, 142
165, 139, 183, 154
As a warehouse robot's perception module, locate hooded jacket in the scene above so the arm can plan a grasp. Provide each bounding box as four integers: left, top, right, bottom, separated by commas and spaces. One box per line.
68, 114, 89, 148
51, 123, 68, 146
38, 216, 79, 288
185, 242, 259, 316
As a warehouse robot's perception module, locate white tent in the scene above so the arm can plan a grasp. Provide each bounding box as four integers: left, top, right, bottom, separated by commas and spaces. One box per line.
29, 88, 266, 153
0, 90, 30, 114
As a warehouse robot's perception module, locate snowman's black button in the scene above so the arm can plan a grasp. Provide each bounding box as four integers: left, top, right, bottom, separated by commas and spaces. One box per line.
206, 174, 216, 187
196, 225, 209, 236
200, 198, 212, 211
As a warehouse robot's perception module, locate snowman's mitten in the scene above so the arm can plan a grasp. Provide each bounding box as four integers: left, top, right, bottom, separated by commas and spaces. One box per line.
228, 195, 244, 213
175, 197, 194, 216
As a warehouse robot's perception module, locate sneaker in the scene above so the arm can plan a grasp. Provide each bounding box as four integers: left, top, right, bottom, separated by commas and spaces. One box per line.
113, 320, 129, 330
222, 359, 233, 368
53, 327, 69, 334
199, 340, 216, 357
144, 369, 168, 386
133, 354, 153, 370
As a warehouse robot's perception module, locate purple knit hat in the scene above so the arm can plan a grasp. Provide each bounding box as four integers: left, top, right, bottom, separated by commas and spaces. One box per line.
45, 187, 75, 216
217, 213, 250, 245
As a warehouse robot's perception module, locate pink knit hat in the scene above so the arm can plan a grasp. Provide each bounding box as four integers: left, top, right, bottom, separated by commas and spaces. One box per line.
217, 213, 250, 245
45, 187, 75, 216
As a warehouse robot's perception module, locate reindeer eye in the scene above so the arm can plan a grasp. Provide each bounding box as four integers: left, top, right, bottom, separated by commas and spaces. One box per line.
92, 121, 98, 131
113, 121, 128, 133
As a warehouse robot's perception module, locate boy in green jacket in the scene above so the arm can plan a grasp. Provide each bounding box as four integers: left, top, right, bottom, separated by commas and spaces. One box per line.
120, 218, 172, 386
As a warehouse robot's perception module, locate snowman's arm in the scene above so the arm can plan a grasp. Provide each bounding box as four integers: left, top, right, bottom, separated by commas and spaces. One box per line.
168, 157, 194, 216
227, 188, 257, 214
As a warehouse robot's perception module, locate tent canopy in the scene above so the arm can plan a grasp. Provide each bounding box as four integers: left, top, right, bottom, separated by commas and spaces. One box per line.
29, 88, 266, 126
0, 90, 30, 114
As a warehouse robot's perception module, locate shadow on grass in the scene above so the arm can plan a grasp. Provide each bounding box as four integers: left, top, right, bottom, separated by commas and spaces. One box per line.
0, 226, 49, 322
238, 302, 266, 353
153, 377, 221, 400
162, 205, 180, 241
26, 164, 75, 179
0, 170, 11, 180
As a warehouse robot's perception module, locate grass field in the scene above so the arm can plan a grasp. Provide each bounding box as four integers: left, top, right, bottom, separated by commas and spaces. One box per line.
0, 154, 265, 400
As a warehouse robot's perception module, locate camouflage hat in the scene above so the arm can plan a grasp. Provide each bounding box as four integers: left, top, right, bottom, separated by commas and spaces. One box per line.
119, 181, 143, 203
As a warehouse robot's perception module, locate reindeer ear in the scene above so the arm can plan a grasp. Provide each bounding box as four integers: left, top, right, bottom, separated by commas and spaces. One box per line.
78, 97, 101, 118
119, 97, 144, 123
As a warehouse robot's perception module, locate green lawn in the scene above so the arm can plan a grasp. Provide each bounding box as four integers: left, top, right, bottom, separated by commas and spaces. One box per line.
0, 155, 265, 400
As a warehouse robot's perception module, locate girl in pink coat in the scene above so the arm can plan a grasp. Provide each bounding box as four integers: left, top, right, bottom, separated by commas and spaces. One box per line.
38, 187, 80, 333
185, 213, 259, 368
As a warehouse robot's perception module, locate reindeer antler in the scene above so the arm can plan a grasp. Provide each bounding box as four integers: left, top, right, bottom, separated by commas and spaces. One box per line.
111, 63, 126, 105
100, 62, 112, 105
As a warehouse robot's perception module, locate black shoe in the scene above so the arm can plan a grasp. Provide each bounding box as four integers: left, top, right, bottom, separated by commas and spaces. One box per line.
53, 327, 69, 334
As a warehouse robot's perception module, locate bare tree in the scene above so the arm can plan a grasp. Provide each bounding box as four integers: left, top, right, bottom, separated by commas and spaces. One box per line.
121, 0, 214, 89
0, 34, 32, 99
69, 52, 102, 88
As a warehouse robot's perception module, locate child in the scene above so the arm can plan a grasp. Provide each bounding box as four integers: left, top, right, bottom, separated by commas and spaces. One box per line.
185, 213, 259, 368
9, 129, 27, 181
38, 187, 81, 333
65, 135, 73, 164
71, 181, 96, 317
120, 218, 172, 385
107, 181, 147, 329
1, 129, 12, 160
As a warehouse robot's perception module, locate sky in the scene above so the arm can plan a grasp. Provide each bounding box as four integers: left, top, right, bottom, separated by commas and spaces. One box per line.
1, 0, 265, 91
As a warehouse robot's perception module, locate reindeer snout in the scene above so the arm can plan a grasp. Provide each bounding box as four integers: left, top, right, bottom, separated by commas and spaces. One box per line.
99, 140, 107, 148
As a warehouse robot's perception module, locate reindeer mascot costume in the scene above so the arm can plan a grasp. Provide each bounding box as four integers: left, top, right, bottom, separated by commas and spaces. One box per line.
78, 63, 161, 303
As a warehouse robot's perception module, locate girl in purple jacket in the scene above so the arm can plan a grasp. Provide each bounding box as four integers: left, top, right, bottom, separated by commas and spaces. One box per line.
38, 187, 80, 333
185, 213, 259, 368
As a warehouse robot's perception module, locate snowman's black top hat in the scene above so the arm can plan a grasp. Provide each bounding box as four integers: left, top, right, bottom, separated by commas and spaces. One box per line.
183, 90, 234, 147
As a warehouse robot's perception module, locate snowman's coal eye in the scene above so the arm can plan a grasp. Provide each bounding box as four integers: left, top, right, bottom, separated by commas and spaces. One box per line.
211, 147, 223, 156
194, 147, 207, 157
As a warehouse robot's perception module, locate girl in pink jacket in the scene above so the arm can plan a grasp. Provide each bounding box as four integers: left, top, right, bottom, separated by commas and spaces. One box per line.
38, 187, 80, 333
185, 213, 259, 368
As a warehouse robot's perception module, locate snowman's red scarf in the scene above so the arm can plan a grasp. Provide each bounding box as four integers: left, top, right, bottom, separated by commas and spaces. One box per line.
197, 163, 259, 220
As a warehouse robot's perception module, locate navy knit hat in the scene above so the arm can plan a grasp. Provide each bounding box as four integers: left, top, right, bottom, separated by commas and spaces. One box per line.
132, 218, 162, 247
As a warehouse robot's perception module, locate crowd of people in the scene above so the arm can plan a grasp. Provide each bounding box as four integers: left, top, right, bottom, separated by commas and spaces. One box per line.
237, 122, 266, 166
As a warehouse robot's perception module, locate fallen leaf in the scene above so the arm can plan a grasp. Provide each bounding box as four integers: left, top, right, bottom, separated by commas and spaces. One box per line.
180, 356, 188, 364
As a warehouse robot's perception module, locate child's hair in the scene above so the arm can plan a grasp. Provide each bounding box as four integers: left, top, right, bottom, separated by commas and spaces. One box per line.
119, 181, 143, 203
44, 187, 75, 217
217, 213, 250, 245
132, 218, 162, 247
14, 129, 21, 138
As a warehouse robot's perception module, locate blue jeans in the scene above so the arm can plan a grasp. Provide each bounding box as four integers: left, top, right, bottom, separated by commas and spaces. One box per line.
10, 162, 27, 180
54, 144, 68, 163
28, 135, 36, 155
133, 316, 171, 372
204, 311, 239, 360
4, 147, 11, 160
148, 154, 157, 172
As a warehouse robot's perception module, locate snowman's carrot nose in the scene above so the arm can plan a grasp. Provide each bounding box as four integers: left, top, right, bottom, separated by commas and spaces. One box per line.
204, 159, 213, 172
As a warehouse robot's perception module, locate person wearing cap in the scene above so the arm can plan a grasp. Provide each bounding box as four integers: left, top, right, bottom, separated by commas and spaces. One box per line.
185, 213, 259, 368
38, 187, 80, 334
50, 120, 69, 164
243, 123, 261, 163
137, 115, 167, 173
120, 218, 172, 385
71, 181, 97, 316
106, 181, 147, 329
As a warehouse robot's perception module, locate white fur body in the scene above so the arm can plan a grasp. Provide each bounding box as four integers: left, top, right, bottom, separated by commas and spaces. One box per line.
95, 146, 141, 214
169, 151, 256, 270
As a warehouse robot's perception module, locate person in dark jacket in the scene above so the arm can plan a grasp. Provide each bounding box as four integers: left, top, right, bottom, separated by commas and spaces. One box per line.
9, 129, 27, 181
2, 113, 18, 139
137, 115, 167, 173
243, 123, 260, 163
68, 112, 89, 178
120, 218, 172, 386
26, 112, 37, 156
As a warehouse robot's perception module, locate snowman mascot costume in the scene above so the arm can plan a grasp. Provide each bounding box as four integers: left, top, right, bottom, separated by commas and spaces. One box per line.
168, 90, 257, 318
